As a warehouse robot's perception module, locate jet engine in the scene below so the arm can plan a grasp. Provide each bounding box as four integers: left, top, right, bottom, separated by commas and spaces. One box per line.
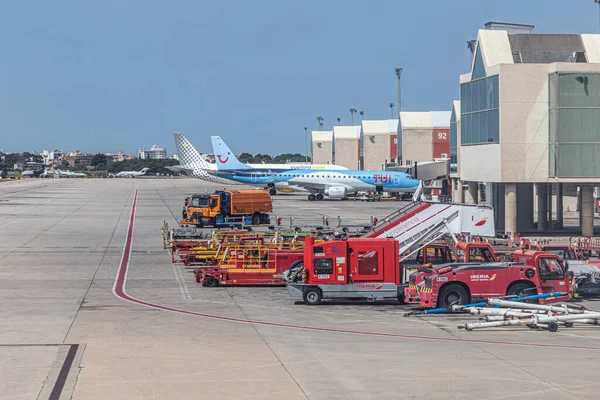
324, 186, 347, 199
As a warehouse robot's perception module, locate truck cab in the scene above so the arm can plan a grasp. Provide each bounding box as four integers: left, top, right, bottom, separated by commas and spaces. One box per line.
404, 242, 499, 304
419, 250, 571, 308
182, 194, 220, 227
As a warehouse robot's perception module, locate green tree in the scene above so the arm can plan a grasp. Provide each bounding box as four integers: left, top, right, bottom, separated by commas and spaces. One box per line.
91, 153, 108, 167
237, 152, 254, 163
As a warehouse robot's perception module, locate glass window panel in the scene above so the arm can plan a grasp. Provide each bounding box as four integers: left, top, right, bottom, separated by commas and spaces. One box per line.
460, 114, 471, 144
557, 144, 595, 177
557, 109, 595, 143
474, 113, 478, 144
480, 110, 488, 142
461, 114, 467, 144
485, 77, 493, 110
461, 84, 466, 113
549, 108, 556, 144
479, 78, 487, 110
558, 73, 595, 107
472, 46, 486, 80
471, 80, 478, 113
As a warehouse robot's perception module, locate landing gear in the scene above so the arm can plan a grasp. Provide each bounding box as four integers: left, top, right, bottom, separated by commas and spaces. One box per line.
269, 189, 276, 196
308, 194, 316, 201
316, 193, 324, 201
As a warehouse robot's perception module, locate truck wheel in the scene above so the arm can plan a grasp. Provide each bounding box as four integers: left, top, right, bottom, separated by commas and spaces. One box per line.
252, 213, 261, 225
548, 322, 559, 332
204, 277, 219, 287
303, 287, 322, 305
507, 283, 533, 298
438, 284, 469, 308
308, 194, 316, 201
316, 193, 324, 201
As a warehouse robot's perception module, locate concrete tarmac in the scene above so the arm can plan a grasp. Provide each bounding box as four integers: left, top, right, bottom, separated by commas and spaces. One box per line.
2, 178, 600, 400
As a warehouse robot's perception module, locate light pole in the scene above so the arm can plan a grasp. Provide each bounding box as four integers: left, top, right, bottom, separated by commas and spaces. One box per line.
336, 117, 341, 126
395, 67, 402, 118
389, 103, 395, 119
359, 110, 364, 122
316, 115, 323, 131
349, 107, 357, 125
304, 126, 308, 163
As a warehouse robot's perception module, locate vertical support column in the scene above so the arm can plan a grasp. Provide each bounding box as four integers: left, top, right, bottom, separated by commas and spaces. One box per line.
582, 186, 594, 236
457, 179, 465, 203
505, 183, 517, 235
537, 183, 548, 231
466, 182, 478, 205
556, 183, 563, 229
547, 183, 553, 228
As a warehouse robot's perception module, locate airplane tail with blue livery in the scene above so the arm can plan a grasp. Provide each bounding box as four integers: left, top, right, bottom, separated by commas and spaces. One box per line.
211, 136, 252, 170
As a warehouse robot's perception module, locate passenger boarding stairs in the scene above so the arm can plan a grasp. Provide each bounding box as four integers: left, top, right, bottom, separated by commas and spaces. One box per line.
361, 200, 495, 256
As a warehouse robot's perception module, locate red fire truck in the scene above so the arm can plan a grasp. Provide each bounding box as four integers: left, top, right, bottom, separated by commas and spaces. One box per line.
419, 249, 572, 308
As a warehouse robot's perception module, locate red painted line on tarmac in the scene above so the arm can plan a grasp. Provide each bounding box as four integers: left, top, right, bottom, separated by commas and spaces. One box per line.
113, 190, 600, 351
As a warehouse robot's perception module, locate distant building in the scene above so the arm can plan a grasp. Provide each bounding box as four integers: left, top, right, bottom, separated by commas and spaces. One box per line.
362, 119, 399, 170
107, 152, 135, 162
333, 126, 361, 169
400, 111, 451, 165
139, 145, 167, 159
311, 131, 333, 165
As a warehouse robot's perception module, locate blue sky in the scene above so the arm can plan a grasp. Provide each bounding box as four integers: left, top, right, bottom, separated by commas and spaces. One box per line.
1, 0, 598, 155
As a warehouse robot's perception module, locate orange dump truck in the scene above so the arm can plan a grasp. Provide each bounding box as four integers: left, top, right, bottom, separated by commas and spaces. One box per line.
180, 190, 272, 227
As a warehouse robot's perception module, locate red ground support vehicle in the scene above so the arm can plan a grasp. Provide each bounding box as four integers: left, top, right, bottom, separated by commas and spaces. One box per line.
419, 249, 572, 308
196, 236, 304, 286
404, 241, 499, 304
288, 237, 404, 304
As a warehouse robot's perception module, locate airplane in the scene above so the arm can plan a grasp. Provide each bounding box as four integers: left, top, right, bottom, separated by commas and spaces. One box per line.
170, 133, 347, 194
270, 169, 420, 201
210, 135, 418, 199
54, 169, 87, 178
21, 168, 45, 177
115, 167, 150, 178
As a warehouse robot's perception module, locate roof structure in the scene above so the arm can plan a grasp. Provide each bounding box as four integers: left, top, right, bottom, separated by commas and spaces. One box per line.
362, 119, 399, 135
400, 112, 451, 129
311, 130, 333, 142
333, 126, 361, 139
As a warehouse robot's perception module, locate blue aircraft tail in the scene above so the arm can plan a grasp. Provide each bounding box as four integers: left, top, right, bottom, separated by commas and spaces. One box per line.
211, 136, 251, 170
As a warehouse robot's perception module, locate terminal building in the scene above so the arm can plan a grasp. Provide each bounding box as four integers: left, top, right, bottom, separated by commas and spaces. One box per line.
311, 130, 333, 165
399, 111, 451, 165
332, 126, 361, 169
362, 119, 398, 170
453, 22, 600, 236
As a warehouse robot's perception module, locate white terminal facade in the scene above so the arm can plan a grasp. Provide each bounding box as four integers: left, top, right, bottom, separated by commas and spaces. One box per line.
138, 144, 167, 159
453, 22, 600, 236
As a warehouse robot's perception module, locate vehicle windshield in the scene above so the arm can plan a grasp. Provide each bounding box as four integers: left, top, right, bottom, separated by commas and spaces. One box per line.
537, 257, 565, 277
190, 197, 210, 207
544, 247, 576, 260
